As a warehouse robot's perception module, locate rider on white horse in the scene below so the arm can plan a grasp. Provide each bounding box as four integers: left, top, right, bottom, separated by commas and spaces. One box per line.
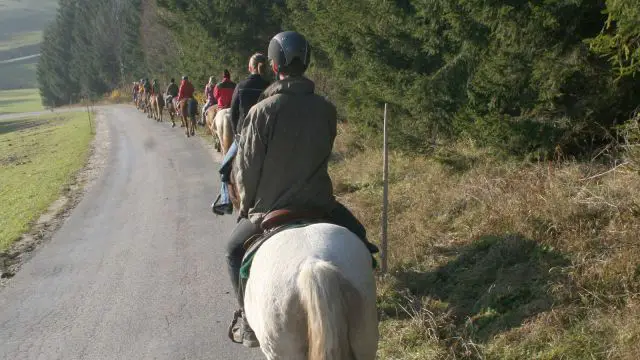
226, 30, 379, 348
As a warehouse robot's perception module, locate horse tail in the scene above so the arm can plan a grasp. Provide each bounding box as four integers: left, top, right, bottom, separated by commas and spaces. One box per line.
297, 259, 355, 360
188, 98, 198, 118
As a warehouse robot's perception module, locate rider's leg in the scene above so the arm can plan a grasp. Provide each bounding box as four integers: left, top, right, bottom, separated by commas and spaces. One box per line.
212, 141, 238, 214
226, 217, 261, 347
327, 201, 380, 254
219, 140, 238, 182
202, 100, 211, 119
225, 217, 261, 307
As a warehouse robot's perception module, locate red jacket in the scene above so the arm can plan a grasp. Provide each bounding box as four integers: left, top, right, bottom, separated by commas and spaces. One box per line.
213, 77, 236, 108
178, 80, 195, 101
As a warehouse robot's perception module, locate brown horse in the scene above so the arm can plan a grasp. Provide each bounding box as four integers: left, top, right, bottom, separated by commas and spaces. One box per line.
165, 96, 177, 127
136, 91, 145, 111
140, 92, 152, 114
148, 95, 156, 119
145, 93, 153, 114
151, 94, 165, 122
177, 98, 198, 137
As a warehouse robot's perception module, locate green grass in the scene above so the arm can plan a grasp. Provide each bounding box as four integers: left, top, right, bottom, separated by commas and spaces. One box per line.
0, 0, 57, 40
0, 88, 44, 114
0, 59, 39, 90
0, 31, 42, 51
0, 112, 93, 250
329, 122, 640, 359
0, 0, 56, 90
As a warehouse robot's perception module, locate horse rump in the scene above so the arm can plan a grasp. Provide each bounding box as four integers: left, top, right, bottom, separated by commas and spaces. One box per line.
188, 98, 199, 119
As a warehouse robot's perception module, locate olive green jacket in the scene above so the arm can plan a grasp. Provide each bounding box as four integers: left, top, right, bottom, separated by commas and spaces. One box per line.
233, 76, 337, 224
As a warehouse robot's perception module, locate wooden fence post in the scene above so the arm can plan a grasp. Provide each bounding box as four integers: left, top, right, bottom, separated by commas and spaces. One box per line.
381, 103, 389, 273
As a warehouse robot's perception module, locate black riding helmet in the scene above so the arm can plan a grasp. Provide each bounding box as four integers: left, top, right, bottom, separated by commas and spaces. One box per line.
182, 75, 188, 81
267, 31, 311, 76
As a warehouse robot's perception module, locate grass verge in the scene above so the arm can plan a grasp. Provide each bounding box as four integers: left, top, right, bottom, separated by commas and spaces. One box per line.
0, 88, 43, 113
0, 112, 93, 250
330, 123, 640, 359
0, 31, 42, 51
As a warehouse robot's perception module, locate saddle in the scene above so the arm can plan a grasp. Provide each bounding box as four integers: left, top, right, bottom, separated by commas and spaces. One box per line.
239, 209, 327, 281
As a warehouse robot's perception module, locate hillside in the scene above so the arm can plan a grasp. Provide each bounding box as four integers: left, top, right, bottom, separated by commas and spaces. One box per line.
0, 0, 58, 90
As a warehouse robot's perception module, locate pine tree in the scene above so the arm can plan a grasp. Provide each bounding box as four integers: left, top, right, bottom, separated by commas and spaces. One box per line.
37, 0, 80, 106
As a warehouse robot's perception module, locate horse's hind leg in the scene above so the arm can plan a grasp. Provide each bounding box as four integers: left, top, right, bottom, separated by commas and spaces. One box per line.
348, 292, 379, 360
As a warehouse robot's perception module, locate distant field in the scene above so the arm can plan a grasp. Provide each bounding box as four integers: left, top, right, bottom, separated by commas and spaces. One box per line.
0, 1, 57, 39
0, 61, 39, 90
0, 31, 42, 52
0, 88, 43, 114
0, 112, 93, 250
0, 0, 57, 90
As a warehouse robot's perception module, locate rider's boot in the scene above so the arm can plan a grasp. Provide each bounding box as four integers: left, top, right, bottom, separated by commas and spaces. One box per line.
225, 218, 262, 348
228, 308, 259, 348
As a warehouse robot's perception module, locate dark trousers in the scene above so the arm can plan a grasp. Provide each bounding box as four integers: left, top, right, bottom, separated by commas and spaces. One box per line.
225, 218, 261, 308
225, 202, 377, 308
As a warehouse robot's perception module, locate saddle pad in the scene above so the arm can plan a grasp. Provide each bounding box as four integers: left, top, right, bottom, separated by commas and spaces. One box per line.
239, 222, 314, 280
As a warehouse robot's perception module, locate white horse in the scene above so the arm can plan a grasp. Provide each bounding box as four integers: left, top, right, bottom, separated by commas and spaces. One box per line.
244, 222, 379, 360
211, 107, 234, 156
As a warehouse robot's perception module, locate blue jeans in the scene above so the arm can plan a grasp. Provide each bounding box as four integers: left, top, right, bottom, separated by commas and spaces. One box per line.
202, 100, 213, 118
217, 140, 238, 206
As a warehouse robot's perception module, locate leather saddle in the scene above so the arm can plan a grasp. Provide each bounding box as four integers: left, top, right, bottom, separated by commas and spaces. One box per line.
239, 209, 327, 280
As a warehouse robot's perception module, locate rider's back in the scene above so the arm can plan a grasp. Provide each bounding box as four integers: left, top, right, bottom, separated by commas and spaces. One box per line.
232, 74, 271, 133
166, 83, 179, 97
235, 76, 337, 224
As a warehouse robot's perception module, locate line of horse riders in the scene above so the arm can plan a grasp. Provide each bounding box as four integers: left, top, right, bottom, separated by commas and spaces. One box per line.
132, 71, 236, 144
129, 31, 381, 359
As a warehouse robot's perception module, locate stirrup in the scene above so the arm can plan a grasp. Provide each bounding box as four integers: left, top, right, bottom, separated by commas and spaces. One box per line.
212, 194, 233, 215
227, 309, 243, 344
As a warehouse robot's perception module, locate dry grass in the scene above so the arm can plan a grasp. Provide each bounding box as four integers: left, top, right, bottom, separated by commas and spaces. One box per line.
102, 88, 132, 105
330, 122, 640, 359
